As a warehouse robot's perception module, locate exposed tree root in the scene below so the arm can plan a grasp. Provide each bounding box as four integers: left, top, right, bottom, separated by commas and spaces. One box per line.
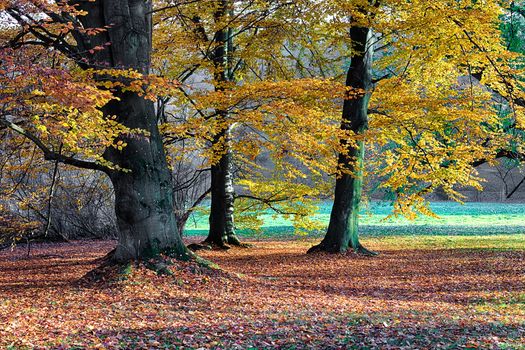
200, 234, 253, 250
79, 244, 222, 285
187, 243, 213, 252
306, 243, 324, 254
307, 243, 379, 256
79, 260, 133, 285
226, 234, 253, 248
145, 257, 173, 276
92, 248, 116, 265
354, 244, 379, 256
235, 242, 254, 248
200, 239, 232, 250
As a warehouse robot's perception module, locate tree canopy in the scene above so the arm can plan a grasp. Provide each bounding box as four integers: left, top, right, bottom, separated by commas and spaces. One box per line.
1, 0, 524, 257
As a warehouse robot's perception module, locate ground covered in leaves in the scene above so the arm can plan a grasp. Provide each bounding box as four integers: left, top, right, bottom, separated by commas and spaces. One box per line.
1, 235, 524, 349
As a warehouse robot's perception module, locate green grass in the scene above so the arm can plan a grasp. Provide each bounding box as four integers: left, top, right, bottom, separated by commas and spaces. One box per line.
370, 234, 525, 250
183, 201, 525, 237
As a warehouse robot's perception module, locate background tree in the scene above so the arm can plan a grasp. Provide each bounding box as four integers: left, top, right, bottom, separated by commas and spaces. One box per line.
309, 0, 524, 254
153, 0, 345, 246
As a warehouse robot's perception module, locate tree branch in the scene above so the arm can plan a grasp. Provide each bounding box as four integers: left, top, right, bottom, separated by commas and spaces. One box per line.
0, 118, 109, 173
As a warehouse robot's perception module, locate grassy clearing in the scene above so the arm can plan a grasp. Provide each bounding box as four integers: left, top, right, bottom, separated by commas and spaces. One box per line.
370, 234, 525, 250
185, 201, 525, 237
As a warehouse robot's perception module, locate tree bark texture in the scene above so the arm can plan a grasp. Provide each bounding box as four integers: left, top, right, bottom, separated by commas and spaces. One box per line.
75, 0, 190, 262
204, 0, 242, 247
309, 24, 376, 255
205, 126, 241, 247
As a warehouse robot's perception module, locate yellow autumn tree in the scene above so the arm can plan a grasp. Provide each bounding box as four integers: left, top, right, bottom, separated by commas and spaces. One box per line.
309, 0, 525, 253
152, 0, 349, 246
1, 0, 197, 262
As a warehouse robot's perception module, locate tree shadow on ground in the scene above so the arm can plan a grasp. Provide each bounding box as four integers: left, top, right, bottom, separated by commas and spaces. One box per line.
71, 315, 525, 349
206, 247, 525, 306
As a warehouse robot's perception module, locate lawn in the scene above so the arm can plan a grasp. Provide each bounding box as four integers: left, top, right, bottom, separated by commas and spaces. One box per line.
1, 223, 524, 348
185, 201, 525, 237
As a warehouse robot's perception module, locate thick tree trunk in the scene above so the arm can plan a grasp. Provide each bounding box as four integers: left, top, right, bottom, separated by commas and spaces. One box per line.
308, 25, 376, 255
75, 0, 190, 262
204, 0, 243, 248
104, 92, 190, 262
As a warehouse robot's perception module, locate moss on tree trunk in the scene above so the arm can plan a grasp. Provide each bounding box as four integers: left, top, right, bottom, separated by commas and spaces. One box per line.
75, 0, 191, 263
308, 24, 377, 256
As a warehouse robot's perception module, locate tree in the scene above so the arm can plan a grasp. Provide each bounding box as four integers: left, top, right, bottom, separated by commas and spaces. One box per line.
154, 0, 344, 245
308, 11, 375, 255
203, 0, 242, 248
309, 0, 523, 254
467, 1, 525, 196
1, 0, 191, 263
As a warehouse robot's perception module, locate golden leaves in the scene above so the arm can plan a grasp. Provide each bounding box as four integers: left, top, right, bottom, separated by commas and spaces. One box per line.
3, 0, 525, 224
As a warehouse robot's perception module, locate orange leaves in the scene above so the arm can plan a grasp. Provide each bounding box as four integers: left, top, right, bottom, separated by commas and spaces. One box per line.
322, 0, 525, 218
367, 67, 500, 217
0, 47, 121, 164
83, 68, 180, 101
1, 238, 524, 348
179, 78, 345, 166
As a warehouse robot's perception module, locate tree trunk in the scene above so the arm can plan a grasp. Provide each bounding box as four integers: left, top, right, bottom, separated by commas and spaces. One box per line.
204, 0, 243, 248
205, 126, 241, 247
308, 24, 376, 255
103, 92, 190, 262
75, 0, 190, 262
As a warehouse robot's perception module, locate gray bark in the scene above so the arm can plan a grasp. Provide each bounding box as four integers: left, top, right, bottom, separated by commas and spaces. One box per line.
75, 0, 190, 262
204, 0, 242, 247
206, 125, 241, 247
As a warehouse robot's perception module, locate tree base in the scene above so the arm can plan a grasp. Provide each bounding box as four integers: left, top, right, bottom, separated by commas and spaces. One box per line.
354, 245, 378, 256
306, 243, 324, 254
226, 234, 252, 247
199, 240, 232, 250
80, 247, 220, 285
235, 242, 254, 248
187, 243, 213, 252
201, 233, 252, 250
79, 259, 133, 285
307, 243, 378, 256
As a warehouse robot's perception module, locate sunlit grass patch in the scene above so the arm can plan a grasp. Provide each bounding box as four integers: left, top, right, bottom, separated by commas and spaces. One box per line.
365, 234, 525, 251
185, 201, 525, 237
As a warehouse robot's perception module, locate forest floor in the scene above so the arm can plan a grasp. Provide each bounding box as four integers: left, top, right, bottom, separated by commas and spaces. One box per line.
0, 235, 524, 349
